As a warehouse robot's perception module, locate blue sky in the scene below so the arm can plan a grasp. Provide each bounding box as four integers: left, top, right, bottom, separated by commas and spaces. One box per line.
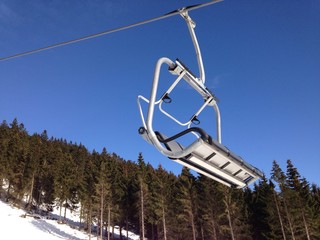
1, 0, 319, 186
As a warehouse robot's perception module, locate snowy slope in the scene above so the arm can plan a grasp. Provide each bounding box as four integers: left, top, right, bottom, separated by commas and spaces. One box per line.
0, 200, 89, 239
0, 200, 139, 240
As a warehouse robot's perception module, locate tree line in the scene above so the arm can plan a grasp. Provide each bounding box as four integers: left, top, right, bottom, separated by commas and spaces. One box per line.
0, 118, 319, 240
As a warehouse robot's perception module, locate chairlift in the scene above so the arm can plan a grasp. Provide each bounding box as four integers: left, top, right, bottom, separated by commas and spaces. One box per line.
137, 10, 263, 188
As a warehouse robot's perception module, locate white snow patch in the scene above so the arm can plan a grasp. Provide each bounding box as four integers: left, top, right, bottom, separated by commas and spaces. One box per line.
0, 200, 140, 239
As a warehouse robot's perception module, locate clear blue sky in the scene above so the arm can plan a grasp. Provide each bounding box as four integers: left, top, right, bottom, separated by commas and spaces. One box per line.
1, 0, 319, 185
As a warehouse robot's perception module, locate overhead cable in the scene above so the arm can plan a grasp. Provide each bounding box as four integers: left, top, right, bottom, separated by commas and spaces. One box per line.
0, 0, 222, 62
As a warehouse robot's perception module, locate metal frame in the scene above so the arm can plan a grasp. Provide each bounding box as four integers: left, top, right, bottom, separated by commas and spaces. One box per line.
137, 10, 221, 152
137, 11, 263, 188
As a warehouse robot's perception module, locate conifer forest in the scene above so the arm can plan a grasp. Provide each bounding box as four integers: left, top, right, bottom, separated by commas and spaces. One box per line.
0, 118, 319, 240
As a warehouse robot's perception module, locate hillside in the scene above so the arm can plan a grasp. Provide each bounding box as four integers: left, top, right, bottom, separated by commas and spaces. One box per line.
1, 119, 319, 239
0, 200, 139, 240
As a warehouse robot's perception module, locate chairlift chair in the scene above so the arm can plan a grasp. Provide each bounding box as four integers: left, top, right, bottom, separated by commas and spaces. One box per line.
137, 10, 263, 188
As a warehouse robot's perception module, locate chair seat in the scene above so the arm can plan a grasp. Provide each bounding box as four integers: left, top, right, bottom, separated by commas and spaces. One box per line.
155, 129, 263, 188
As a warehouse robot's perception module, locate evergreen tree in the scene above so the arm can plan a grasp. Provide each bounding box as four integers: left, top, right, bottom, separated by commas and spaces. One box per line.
285, 160, 312, 240
52, 147, 78, 222
109, 153, 127, 239
144, 163, 159, 239
310, 184, 320, 239
5, 119, 29, 202
196, 174, 224, 240
175, 167, 198, 240
136, 153, 148, 240
118, 159, 138, 239
2, 118, 320, 240
153, 165, 175, 240
271, 160, 295, 239
269, 180, 287, 240
246, 176, 283, 240
220, 186, 252, 240
68, 143, 90, 227
0, 120, 10, 195
39, 137, 55, 208
24, 134, 43, 209
94, 149, 112, 240
83, 149, 99, 237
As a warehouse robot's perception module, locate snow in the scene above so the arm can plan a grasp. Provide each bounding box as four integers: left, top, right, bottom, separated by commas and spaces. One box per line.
0, 200, 140, 240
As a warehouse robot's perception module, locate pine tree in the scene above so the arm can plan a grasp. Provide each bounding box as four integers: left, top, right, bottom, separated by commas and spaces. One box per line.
38, 137, 55, 208
196, 174, 224, 240
310, 184, 320, 239
175, 167, 198, 240
219, 186, 252, 240
144, 163, 158, 239
271, 160, 295, 240
52, 146, 78, 222
136, 153, 149, 240
120, 160, 139, 239
285, 160, 312, 240
94, 149, 112, 240
153, 165, 175, 240
68, 143, 90, 227
109, 153, 127, 239
83, 149, 99, 238
246, 176, 284, 240
246, 178, 268, 240
24, 134, 43, 210
0, 120, 10, 195
5, 119, 29, 203
269, 180, 287, 240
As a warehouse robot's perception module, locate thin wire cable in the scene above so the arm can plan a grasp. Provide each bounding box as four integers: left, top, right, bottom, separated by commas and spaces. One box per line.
0, 0, 222, 62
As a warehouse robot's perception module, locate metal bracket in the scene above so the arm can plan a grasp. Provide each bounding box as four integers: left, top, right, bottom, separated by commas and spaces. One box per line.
179, 11, 205, 84
180, 11, 196, 28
